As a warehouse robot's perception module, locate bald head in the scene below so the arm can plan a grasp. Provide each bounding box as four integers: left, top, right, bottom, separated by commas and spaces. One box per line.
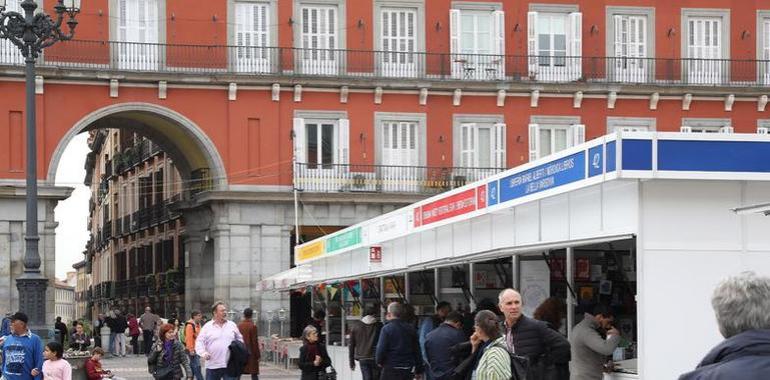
498, 288, 523, 325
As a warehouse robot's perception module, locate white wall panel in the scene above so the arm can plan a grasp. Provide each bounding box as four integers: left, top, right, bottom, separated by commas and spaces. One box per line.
743, 182, 770, 251
490, 211, 515, 249
471, 214, 493, 254
419, 229, 437, 263
569, 185, 602, 238
453, 221, 472, 257
406, 234, 421, 266
437, 226, 453, 259
603, 180, 639, 234
392, 237, 407, 269
642, 180, 741, 251
515, 202, 540, 245
540, 194, 569, 242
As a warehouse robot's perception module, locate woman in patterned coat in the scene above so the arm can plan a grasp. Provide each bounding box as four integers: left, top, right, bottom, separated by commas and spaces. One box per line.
471, 310, 511, 380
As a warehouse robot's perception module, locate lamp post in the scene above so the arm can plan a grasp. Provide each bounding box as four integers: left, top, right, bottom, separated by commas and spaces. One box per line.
0, 0, 79, 332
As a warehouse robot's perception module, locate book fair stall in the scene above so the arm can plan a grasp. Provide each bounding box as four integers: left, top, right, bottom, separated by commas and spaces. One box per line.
265, 131, 770, 380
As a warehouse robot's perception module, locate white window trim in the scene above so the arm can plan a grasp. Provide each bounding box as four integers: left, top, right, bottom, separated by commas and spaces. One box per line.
374, 112, 427, 167
527, 4, 582, 81
606, 6, 655, 58
109, 0, 167, 53
293, 0, 346, 50
452, 114, 505, 168
293, 110, 348, 166
529, 115, 582, 161
757, 11, 770, 83
682, 117, 732, 133
681, 8, 730, 65
227, 0, 279, 47
606, 117, 656, 133
450, 2, 505, 80
374, 0, 425, 53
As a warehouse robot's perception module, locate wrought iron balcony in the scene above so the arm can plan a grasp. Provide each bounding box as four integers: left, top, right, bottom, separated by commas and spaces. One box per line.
294, 163, 504, 194
5, 40, 770, 87
115, 279, 128, 298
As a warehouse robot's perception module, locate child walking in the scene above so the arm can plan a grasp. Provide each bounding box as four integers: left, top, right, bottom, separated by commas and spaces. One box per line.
42, 341, 72, 380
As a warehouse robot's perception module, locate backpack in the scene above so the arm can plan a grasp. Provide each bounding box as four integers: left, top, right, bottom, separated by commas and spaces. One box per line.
178, 322, 195, 345
489, 338, 529, 380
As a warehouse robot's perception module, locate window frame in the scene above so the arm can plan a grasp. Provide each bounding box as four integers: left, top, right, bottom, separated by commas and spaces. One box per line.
109, 0, 166, 68
681, 117, 731, 133
529, 115, 581, 160
757, 10, 770, 83
227, 0, 279, 71
450, 1, 505, 80
374, 0, 425, 55
606, 6, 655, 82
374, 112, 427, 168
294, 110, 348, 168
680, 8, 730, 83
452, 114, 505, 168
293, 0, 346, 55
606, 117, 656, 133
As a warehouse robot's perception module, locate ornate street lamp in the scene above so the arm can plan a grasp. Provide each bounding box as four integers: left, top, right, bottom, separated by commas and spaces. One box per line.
0, 0, 79, 332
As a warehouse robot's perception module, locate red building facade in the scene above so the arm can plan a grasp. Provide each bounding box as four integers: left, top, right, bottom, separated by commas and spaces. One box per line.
0, 0, 767, 322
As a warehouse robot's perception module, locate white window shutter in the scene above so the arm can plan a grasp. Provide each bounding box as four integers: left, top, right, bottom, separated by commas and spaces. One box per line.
293, 118, 306, 163
568, 12, 582, 78
381, 122, 391, 165
450, 9, 461, 55
527, 11, 538, 76
493, 123, 506, 168
460, 123, 476, 167
528, 123, 540, 161
337, 119, 350, 166
493, 10, 505, 56
719, 126, 734, 134
680, 126, 692, 133
613, 15, 623, 57
758, 127, 769, 134
146, 0, 159, 44
571, 124, 586, 146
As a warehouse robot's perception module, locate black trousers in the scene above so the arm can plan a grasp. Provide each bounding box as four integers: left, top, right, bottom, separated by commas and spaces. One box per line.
142, 329, 154, 355
131, 335, 139, 354
380, 367, 414, 380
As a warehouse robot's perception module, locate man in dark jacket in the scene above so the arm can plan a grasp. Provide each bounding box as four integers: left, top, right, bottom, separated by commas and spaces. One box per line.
498, 289, 571, 379
375, 302, 424, 380
679, 272, 770, 380
349, 304, 382, 380
424, 311, 467, 380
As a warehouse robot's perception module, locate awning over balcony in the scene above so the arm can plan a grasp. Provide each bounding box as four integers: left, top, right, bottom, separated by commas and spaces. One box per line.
257, 265, 312, 292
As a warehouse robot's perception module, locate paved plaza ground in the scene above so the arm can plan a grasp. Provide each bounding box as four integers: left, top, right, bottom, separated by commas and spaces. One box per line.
100, 354, 301, 380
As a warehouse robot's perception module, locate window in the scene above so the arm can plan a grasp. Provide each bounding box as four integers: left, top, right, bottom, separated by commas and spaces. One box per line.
528, 4, 581, 81
0, 0, 22, 65
379, 7, 418, 77
450, 3, 504, 80
681, 118, 732, 133
293, 112, 349, 169
296, 1, 343, 75
607, 7, 654, 83
606, 117, 656, 133
758, 11, 770, 84
116, 0, 161, 70
681, 9, 730, 84
528, 116, 584, 161
233, 1, 272, 73
453, 115, 506, 181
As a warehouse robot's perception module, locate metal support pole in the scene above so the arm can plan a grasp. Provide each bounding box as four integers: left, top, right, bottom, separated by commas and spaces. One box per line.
566, 246, 575, 337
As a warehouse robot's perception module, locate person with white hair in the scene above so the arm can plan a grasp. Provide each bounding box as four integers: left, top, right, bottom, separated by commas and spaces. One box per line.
679, 272, 770, 380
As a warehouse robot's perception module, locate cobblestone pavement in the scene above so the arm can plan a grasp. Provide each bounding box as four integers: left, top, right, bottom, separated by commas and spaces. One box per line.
100, 354, 301, 380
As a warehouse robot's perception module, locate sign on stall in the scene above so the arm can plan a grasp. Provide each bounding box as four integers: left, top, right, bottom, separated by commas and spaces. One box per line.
369, 245, 382, 263
499, 151, 586, 203
296, 240, 324, 262
326, 227, 362, 253
414, 187, 479, 227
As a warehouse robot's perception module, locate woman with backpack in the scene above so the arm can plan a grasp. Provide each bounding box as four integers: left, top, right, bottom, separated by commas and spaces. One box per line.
147, 323, 192, 380
471, 310, 511, 380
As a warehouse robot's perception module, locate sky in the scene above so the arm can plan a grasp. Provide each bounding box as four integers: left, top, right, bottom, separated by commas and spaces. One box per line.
53, 133, 90, 279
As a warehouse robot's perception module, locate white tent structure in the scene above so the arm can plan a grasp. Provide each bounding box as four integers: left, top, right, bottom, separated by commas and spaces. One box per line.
271, 131, 770, 380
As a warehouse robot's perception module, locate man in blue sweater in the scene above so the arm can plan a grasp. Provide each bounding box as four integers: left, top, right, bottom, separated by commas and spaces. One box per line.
375, 302, 423, 380
0, 312, 44, 380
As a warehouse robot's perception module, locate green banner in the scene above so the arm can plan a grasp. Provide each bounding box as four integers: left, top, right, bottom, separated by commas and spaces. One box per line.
326, 227, 362, 253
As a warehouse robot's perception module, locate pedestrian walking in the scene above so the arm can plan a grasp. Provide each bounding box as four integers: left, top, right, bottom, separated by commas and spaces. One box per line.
112, 311, 128, 357
182, 311, 204, 380
194, 301, 243, 380
375, 302, 423, 380
298, 325, 331, 380
42, 341, 72, 380
140, 307, 161, 355
69, 323, 91, 352
471, 310, 511, 380
93, 314, 104, 348
679, 272, 770, 380
0, 312, 45, 380
147, 323, 192, 380
348, 304, 383, 380
498, 289, 571, 379
424, 311, 466, 380
105, 311, 117, 355
54, 317, 68, 348
418, 302, 451, 380
236, 308, 260, 380
127, 314, 140, 356
568, 304, 620, 380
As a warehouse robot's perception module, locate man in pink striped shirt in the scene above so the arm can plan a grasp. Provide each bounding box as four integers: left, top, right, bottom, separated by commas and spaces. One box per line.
195, 301, 244, 380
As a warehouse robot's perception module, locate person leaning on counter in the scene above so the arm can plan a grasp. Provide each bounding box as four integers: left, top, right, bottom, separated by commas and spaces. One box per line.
568, 304, 621, 380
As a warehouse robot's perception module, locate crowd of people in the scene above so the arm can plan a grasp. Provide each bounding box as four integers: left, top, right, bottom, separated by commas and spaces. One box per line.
0, 272, 768, 379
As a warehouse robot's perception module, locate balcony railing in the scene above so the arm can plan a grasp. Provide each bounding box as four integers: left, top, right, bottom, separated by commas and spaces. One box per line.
6, 40, 770, 87
294, 163, 504, 194
115, 279, 128, 298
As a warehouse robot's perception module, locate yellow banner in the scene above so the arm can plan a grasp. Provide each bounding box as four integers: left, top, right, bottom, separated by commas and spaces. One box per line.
296, 240, 325, 263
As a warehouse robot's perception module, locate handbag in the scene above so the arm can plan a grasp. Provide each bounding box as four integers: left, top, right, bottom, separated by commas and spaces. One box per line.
317, 365, 337, 380
152, 365, 175, 380
510, 353, 529, 380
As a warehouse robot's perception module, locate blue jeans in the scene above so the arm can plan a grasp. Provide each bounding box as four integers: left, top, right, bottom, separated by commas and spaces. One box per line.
109, 333, 117, 354
359, 359, 378, 380
205, 368, 237, 380
188, 353, 204, 380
